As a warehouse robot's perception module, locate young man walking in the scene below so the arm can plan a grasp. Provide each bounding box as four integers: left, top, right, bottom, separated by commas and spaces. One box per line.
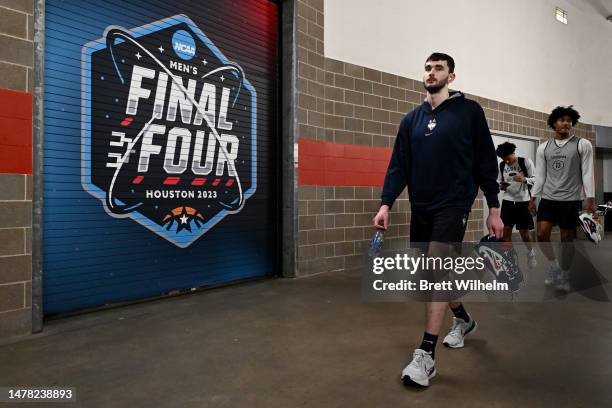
528, 106, 595, 292
496, 142, 538, 268
373, 53, 503, 387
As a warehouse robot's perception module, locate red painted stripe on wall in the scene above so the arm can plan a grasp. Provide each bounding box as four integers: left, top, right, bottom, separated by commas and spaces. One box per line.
0, 88, 32, 174
298, 138, 392, 186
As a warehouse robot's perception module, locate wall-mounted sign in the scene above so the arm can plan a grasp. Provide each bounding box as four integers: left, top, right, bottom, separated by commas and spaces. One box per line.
82, 15, 257, 247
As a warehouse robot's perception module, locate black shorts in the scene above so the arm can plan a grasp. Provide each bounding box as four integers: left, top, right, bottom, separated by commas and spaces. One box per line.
501, 200, 534, 230
410, 207, 469, 246
537, 198, 581, 229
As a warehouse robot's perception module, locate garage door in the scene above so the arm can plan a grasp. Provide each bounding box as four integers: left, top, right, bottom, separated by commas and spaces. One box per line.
43, 0, 279, 315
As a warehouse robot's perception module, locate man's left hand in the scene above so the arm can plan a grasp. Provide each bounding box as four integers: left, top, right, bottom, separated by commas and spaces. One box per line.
487, 207, 504, 239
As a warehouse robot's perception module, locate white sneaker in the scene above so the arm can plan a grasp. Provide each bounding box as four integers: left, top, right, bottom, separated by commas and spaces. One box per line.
401, 349, 436, 387
556, 270, 571, 292
544, 261, 559, 287
527, 248, 537, 269
442, 316, 477, 349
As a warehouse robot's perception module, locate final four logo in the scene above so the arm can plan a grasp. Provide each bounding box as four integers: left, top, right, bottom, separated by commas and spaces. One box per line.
81, 15, 257, 247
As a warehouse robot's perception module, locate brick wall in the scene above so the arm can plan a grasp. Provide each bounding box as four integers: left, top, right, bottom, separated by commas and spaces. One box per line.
294, 0, 596, 276
0, 0, 34, 339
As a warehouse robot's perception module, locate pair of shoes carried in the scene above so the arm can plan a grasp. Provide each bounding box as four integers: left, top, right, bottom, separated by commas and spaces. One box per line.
401, 316, 477, 387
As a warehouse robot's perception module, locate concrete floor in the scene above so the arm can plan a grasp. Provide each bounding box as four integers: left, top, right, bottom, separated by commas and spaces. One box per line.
1, 269, 611, 408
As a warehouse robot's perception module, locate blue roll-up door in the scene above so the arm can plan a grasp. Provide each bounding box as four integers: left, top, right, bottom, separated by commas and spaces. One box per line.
43, 0, 279, 315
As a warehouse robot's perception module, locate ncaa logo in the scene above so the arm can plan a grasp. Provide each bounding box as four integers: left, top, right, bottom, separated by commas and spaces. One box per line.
81, 15, 257, 247
172, 30, 196, 60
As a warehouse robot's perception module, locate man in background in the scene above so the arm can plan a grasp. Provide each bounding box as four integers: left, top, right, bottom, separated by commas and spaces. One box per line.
529, 105, 596, 291
496, 142, 537, 268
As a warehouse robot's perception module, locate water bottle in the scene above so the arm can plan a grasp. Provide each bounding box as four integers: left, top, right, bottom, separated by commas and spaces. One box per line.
368, 230, 385, 257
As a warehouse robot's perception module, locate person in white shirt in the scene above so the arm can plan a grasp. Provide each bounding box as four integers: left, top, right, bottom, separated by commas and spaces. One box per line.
495, 142, 537, 268
528, 106, 596, 292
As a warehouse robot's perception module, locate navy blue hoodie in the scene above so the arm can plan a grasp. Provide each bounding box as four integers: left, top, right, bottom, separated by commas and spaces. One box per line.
381, 91, 499, 211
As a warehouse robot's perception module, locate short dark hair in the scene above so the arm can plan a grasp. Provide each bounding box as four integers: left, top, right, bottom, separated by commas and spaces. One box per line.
495, 142, 516, 158
426, 52, 455, 73
547, 105, 580, 129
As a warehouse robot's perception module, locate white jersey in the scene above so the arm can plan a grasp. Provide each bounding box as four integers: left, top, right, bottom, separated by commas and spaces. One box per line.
499, 158, 535, 202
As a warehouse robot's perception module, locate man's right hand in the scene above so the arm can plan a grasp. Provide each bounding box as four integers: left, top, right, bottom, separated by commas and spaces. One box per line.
528, 198, 537, 216
373, 205, 390, 230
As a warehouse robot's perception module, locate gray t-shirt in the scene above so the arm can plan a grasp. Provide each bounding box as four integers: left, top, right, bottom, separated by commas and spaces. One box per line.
531, 136, 594, 201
